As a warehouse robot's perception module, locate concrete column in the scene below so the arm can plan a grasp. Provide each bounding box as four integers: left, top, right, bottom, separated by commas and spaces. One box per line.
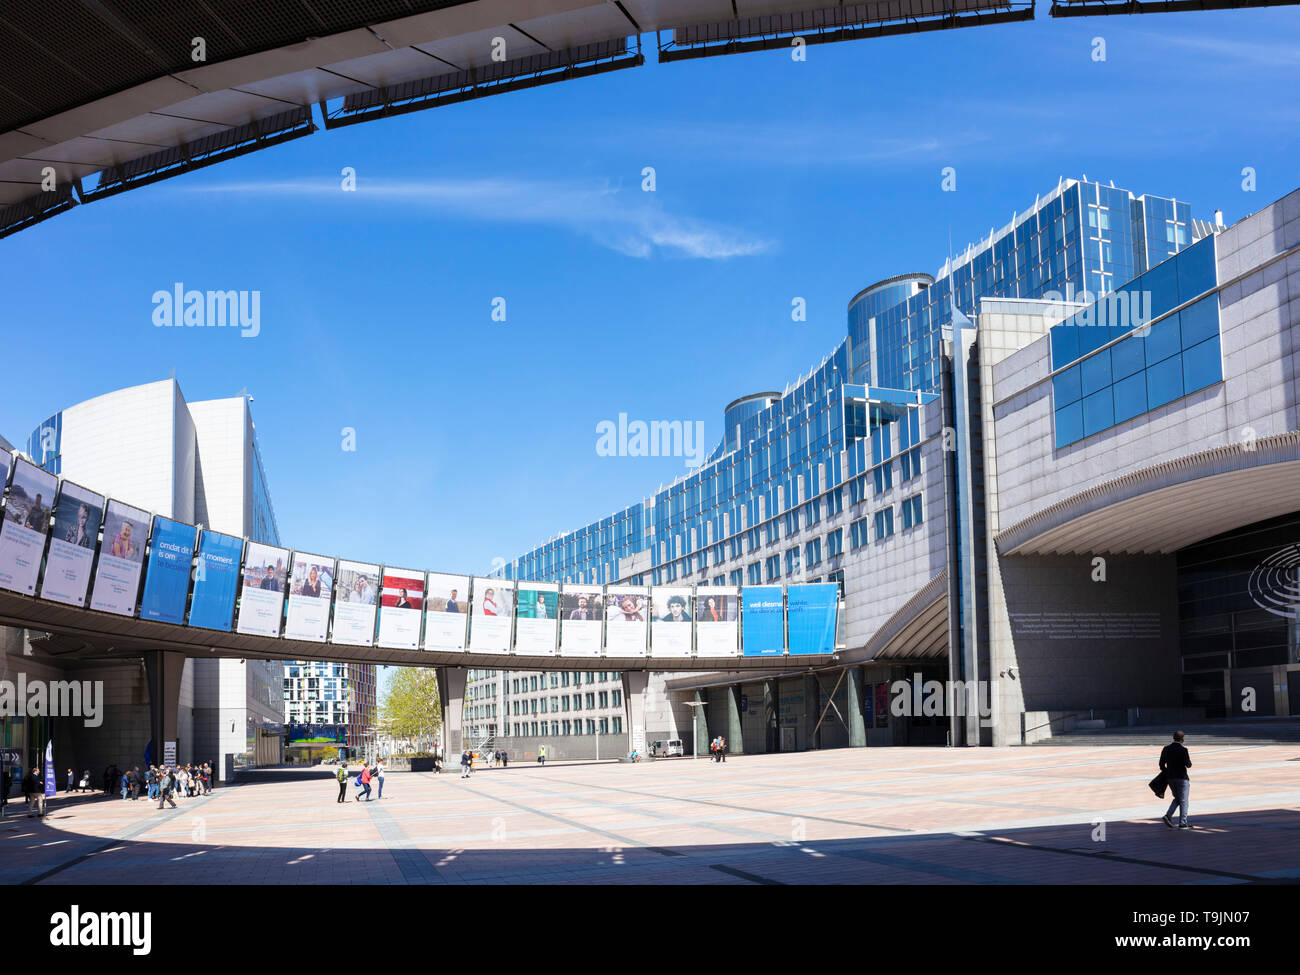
621, 670, 649, 755
692, 689, 709, 759
763, 680, 777, 753
724, 684, 743, 755
144, 650, 186, 768
845, 666, 868, 748
436, 666, 467, 757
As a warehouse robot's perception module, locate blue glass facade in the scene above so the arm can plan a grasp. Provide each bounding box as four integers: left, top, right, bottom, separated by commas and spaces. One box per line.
1050, 235, 1221, 448
501, 178, 1205, 587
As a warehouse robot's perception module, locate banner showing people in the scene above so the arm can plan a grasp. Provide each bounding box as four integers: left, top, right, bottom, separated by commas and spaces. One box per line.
741, 586, 785, 656
559, 585, 603, 657
285, 552, 335, 642
39, 480, 105, 607
139, 517, 197, 624
235, 541, 288, 637
187, 530, 243, 631
695, 587, 740, 656
378, 567, 424, 649
332, 560, 380, 646
651, 586, 694, 658
787, 583, 839, 655
515, 582, 559, 655
469, 578, 513, 653
89, 500, 150, 616
0, 457, 58, 596
604, 586, 648, 657
424, 572, 469, 651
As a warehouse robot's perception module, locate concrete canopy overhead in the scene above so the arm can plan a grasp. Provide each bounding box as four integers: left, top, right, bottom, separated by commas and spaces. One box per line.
1, 0, 1025, 234
996, 432, 1300, 557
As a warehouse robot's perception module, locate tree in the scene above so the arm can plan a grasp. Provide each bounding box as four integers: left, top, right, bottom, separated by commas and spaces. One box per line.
379, 668, 442, 754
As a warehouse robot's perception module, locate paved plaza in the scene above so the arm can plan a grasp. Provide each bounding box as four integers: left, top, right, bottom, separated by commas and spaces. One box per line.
4, 744, 1300, 885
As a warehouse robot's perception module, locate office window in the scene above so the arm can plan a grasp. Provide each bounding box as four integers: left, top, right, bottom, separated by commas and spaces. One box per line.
586, 693, 595, 709
561, 672, 569, 687
613, 717, 622, 734
612, 689, 622, 707
599, 691, 608, 708
730, 569, 743, 587
550, 673, 559, 688
874, 508, 895, 540
747, 562, 762, 585
899, 447, 922, 481
785, 546, 800, 575
853, 517, 870, 549
540, 698, 548, 713
600, 718, 609, 735
766, 555, 781, 582
530, 676, 538, 692
805, 537, 822, 567
902, 494, 923, 529
873, 461, 894, 495
827, 528, 843, 557
826, 487, 843, 517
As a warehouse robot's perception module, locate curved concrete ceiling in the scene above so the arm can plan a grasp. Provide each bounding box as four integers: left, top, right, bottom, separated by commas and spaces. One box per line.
1, 0, 1031, 236
845, 570, 949, 663
997, 432, 1300, 557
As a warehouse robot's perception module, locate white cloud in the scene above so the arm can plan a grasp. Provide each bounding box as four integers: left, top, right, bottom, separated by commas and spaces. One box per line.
186, 175, 772, 260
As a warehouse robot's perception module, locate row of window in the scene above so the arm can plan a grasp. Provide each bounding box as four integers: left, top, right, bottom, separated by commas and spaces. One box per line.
501, 671, 621, 695
509, 718, 623, 737
510, 690, 622, 715
846, 492, 924, 548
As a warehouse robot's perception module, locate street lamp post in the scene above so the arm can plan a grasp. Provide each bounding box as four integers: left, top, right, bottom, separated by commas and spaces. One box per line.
683, 701, 705, 760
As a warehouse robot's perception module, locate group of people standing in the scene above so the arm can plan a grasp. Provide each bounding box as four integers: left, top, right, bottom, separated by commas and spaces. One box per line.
119, 763, 213, 804
336, 760, 385, 802
709, 736, 728, 762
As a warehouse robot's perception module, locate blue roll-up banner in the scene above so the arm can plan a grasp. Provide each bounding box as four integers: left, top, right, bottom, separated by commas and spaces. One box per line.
741, 586, 784, 656
44, 740, 55, 798
187, 530, 244, 631
139, 517, 196, 624
786, 583, 839, 655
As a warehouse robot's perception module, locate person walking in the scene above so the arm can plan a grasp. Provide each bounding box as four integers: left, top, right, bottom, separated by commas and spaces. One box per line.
375, 760, 386, 800
500, 749, 508, 769
128, 767, 141, 800
79, 769, 91, 793
157, 767, 177, 810
66, 768, 74, 794
355, 763, 372, 801
460, 749, 471, 779
538, 744, 546, 767
336, 763, 349, 803
718, 736, 727, 763
22, 766, 45, 817
709, 736, 718, 762
1160, 730, 1192, 829
120, 768, 130, 800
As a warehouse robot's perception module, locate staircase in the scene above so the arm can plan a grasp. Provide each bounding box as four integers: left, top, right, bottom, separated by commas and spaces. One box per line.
1032, 718, 1300, 747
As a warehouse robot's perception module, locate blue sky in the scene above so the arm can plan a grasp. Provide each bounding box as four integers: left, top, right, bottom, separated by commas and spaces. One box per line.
3, 8, 1298, 584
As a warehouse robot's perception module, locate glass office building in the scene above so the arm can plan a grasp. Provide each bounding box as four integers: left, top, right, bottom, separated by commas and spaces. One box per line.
497, 177, 1202, 589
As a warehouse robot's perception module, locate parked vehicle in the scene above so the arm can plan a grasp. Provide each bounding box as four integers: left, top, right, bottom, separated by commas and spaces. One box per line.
650, 739, 684, 757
